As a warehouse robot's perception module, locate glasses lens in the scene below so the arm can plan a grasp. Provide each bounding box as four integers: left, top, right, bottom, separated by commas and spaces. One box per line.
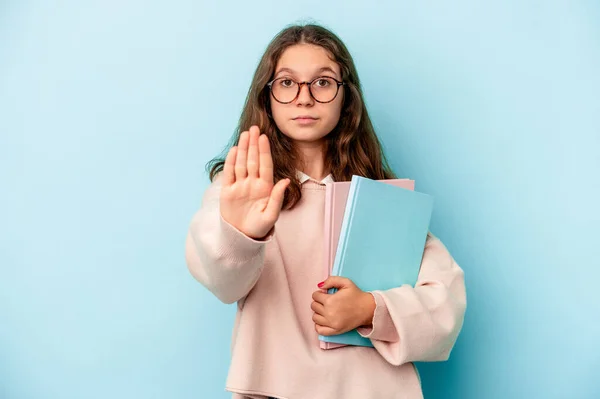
310, 77, 338, 102
271, 78, 299, 103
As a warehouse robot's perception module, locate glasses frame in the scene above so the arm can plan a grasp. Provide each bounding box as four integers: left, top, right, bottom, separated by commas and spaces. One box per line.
266, 76, 346, 104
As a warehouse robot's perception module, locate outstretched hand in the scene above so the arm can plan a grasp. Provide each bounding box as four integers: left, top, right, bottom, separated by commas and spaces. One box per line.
219, 125, 291, 240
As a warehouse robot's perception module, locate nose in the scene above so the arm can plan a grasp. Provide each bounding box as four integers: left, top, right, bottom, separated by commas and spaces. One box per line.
296, 82, 314, 106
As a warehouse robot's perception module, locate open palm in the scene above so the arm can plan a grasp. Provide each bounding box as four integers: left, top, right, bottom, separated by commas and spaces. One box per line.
219, 125, 290, 240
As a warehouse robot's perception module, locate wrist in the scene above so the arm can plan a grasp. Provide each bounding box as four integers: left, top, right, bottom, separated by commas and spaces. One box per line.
359, 292, 376, 327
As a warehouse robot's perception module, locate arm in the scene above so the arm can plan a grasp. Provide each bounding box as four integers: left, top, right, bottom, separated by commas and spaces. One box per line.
357, 234, 467, 366
185, 174, 273, 304
185, 127, 289, 305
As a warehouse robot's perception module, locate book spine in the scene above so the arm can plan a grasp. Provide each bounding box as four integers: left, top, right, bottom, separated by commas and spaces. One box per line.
323, 183, 334, 280
328, 176, 361, 294
338, 177, 361, 274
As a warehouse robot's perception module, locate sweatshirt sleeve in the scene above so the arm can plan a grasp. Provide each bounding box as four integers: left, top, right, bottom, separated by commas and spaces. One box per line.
357, 234, 467, 366
356, 293, 400, 343
184, 174, 273, 304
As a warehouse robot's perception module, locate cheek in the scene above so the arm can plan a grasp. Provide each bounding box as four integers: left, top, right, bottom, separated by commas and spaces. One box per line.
323, 99, 344, 127
270, 102, 288, 127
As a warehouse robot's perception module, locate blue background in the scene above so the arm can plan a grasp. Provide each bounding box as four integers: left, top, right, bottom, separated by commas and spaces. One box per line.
1, 1, 599, 398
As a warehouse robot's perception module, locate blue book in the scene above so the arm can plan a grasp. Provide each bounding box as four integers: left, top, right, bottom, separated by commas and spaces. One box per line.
318, 175, 434, 348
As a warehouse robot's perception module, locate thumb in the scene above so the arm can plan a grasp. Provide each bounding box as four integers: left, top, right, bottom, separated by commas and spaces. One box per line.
264, 178, 290, 219
318, 276, 351, 290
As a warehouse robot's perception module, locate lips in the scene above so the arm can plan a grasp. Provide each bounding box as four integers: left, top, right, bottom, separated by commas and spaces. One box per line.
293, 116, 318, 120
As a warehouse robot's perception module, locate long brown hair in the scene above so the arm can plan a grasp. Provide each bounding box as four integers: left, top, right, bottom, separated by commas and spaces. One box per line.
207, 23, 396, 209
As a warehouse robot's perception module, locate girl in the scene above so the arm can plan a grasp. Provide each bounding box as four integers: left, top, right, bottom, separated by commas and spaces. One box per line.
185, 23, 466, 399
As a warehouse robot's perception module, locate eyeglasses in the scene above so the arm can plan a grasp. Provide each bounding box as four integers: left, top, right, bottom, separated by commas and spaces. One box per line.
266, 76, 345, 104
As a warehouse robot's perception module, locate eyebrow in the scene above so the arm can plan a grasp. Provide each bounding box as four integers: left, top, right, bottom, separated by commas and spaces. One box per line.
274, 66, 339, 79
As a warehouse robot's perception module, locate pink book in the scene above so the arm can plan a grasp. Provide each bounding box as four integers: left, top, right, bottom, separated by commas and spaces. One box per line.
319, 178, 416, 350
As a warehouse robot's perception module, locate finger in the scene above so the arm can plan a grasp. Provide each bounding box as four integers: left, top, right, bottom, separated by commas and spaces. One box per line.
235, 131, 249, 180
247, 126, 259, 178
311, 290, 329, 305
319, 276, 352, 290
222, 146, 237, 186
315, 324, 337, 336
264, 177, 290, 220
312, 313, 330, 327
310, 300, 326, 315
258, 134, 273, 182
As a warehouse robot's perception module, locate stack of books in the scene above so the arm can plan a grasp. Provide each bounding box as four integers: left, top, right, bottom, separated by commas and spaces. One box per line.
318, 175, 434, 349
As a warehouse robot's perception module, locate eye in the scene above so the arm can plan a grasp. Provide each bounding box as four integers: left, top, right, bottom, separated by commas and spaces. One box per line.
279, 79, 295, 88
315, 78, 331, 87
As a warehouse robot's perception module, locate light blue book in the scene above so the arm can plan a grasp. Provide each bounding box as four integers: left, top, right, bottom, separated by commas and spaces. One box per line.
318, 175, 434, 348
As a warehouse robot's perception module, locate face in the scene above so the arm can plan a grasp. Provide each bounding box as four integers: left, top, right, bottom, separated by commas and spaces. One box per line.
269, 43, 344, 146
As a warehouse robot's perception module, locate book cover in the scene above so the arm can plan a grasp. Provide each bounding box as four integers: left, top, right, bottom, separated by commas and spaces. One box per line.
319, 176, 433, 348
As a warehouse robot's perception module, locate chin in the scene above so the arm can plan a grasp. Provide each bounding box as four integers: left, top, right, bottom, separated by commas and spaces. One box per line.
281, 125, 332, 143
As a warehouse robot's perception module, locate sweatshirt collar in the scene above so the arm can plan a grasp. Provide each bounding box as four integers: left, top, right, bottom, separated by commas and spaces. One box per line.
296, 170, 334, 185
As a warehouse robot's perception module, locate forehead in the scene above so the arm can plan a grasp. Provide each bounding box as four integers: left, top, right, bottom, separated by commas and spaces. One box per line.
275, 43, 341, 76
